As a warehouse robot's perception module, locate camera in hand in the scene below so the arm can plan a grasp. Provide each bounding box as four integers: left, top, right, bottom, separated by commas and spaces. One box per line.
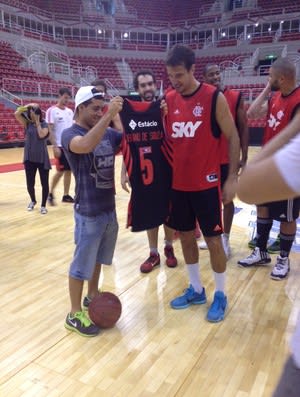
28, 106, 42, 116
21, 105, 42, 122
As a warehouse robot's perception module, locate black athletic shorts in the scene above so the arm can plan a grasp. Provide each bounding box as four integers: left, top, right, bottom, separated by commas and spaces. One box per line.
259, 198, 300, 222
167, 187, 223, 236
220, 163, 229, 189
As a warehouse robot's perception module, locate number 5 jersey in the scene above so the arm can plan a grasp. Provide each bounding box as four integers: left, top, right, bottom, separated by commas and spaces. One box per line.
120, 99, 172, 232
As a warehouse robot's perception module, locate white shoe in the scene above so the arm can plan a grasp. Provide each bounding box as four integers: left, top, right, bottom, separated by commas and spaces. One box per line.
238, 247, 271, 267
222, 235, 232, 259
27, 201, 36, 211
270, 256, 290, 280
198, 240, 208, 250
40, 207, 48, 215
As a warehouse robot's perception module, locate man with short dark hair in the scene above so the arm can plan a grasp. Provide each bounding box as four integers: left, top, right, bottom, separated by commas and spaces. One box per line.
46, 87, 74, 205
164, 44, 240, 322
62, 86, 123, 336
120, 70, 177, 273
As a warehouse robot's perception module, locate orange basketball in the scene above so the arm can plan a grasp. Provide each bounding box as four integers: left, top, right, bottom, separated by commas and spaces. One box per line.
88, 292, 122, 328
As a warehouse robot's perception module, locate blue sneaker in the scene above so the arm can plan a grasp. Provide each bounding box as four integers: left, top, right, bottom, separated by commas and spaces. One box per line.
207, 291, 227, 322
170, 285, 206, 309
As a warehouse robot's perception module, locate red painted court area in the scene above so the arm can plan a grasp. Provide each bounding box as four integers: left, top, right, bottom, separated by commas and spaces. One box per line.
0, 162, 24, 173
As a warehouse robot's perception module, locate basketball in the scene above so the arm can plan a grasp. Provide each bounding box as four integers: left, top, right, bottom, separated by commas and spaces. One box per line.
88, 292, 122, 328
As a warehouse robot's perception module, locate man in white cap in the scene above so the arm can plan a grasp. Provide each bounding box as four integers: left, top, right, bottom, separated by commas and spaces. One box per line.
61, 86, 123, 337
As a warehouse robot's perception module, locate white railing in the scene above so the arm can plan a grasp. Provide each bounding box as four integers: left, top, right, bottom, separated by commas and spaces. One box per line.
1, 88, 22, 105
2, 78, 75, 97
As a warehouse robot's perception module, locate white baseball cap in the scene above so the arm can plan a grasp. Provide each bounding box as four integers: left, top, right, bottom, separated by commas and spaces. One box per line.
75, 86, 104, 110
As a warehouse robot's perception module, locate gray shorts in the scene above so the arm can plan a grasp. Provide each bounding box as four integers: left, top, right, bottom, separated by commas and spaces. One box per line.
69, 210, 118, 280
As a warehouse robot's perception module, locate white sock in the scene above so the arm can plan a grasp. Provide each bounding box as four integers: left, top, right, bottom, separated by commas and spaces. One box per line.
213, 271, 226, 293
187, 263, 203, 293
150, 248, 158, 255
164, 240, 173, 247
223, 233, 229, 241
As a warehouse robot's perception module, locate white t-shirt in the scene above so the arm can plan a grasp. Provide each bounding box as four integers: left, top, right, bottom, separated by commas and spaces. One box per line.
274, 132, 300, 195
46, 106, 74, 147
274, 132, 300, 368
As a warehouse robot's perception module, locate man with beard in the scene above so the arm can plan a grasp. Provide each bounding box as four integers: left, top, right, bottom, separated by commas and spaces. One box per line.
120, 70, 178, 273
61, 86, 123, 336
238, 57, 300, 280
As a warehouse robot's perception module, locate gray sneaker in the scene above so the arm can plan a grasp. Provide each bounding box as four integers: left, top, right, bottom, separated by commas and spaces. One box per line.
238, 247, 271, 267
270, 256, 290, 280
27, 201, 36, 211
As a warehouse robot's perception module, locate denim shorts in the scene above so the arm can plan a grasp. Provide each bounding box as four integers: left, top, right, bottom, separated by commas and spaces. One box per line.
69, 210, 119, 280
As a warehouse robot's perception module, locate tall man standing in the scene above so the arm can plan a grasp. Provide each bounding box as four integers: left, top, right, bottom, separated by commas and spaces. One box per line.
200, 64, 249, 257
120, 70, 177, 273
238, 57, 300, 280
47, 87, 74, 205
164, 45, 240, 322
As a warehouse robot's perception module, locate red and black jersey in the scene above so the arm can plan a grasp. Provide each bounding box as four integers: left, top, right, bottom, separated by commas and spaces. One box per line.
120, 99, 172, 232
263, 87, 300, 144
165, 83, 221, 191
220, 88, 241, 164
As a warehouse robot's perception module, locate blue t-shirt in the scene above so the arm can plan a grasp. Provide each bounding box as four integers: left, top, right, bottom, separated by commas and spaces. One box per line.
62, 124, 122, 217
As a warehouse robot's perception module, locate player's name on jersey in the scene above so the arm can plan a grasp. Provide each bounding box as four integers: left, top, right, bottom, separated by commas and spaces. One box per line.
126, 131, 163, 143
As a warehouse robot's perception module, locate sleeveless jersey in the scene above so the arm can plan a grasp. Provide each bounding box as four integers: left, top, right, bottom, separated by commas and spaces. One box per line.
165, 83, 221, 191
263, 87, 300, 144
120, 99, 172, 232
220, 88, 241, 164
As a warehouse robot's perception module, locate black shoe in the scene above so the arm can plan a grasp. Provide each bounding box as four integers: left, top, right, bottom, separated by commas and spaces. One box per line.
83, 295, 92, 309
48, 193, 55, 206
62, 195, 74, 203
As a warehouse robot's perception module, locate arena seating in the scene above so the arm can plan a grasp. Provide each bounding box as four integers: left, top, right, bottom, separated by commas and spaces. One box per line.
1, 0, 300, 147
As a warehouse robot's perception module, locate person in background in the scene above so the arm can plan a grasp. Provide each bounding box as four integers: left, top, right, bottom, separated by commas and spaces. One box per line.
238, 58, 300, 280
15, 103, 51, 215
120, 70, 177, 273
46, 87, 74, 205
199, 64, 248, 258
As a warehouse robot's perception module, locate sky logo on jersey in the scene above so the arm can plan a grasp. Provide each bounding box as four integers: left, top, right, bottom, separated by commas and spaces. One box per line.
129, 119, 137, 130
171, 121, 202, 138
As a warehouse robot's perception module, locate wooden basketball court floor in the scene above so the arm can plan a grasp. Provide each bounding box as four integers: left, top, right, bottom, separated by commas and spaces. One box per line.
0, 147, 299, 397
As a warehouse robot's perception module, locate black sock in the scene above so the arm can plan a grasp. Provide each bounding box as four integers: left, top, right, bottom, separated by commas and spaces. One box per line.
256, 217, 273, 251
280, 233, 295, 258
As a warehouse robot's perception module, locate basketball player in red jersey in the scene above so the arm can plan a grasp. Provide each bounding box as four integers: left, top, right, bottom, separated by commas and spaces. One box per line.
164, 44, 240, 322
120, 70, 178, 273
199, 64, 248, 258
238, 57, 300, 280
